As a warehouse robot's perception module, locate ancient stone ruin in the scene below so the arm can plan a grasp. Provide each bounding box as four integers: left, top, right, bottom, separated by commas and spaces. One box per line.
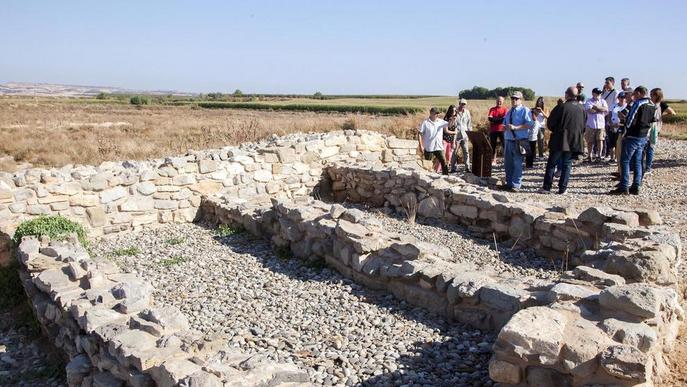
1, 130, 683, 386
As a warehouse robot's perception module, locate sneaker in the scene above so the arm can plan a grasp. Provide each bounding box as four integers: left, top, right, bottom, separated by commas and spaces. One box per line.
644, 170, 653, 176
510, 186, 522, 193
609, 187, 629, 195
629, 185, 640, 195
538, 188, 551, 194
609, 159, 617, 164
558, 190, 568, 195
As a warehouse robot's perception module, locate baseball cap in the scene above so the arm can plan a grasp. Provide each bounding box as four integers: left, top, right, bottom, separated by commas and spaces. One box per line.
458, 98, 468, 105
618, 91, 626, 98
510, 91, 523, 99
592, 87, 602, 95
429, 107, 440, 114
576, 82, 585, 88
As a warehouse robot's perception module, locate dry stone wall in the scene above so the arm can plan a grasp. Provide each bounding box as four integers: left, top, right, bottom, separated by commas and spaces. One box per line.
326, 162, 682, 288
16, 234, 310, 386
0, 130, 420, 265
200, 195, 685, 386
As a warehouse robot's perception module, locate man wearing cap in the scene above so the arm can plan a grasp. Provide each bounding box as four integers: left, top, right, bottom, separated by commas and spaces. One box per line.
576, 82, 587, 103
584, 88, 609, 162
540, 86, 585, 194
450, 98, 471, 172
418, 107, 451, 175
501, 91, 534, 192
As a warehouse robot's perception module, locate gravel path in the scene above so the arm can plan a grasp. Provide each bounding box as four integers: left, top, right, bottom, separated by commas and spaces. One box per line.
342, 204, 560, 281
93, 223, 496, 386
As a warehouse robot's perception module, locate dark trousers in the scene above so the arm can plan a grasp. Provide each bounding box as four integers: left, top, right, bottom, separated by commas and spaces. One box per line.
490, 132, 505, 158
537, 135, 545, 157
543, 150, 572, 193
424, 150, 449, 175
526, 140, 538, 167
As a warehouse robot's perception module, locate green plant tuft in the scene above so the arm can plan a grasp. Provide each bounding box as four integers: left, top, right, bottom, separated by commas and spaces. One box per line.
12, 215, 88, 248
214, 224, 245, 237
110, 247, 140, 257
165, 237, 185, 246
159, 255, 188, 267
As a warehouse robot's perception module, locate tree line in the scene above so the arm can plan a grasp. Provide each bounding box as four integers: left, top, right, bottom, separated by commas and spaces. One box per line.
458, 86, 536, 101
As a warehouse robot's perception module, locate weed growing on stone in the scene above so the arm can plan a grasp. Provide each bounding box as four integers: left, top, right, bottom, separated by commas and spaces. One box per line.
159, 255, 188, 267
12, 215, 87, 247
110, 247, 141, 257
165, 237, 185, 246
214, 224, 245, 237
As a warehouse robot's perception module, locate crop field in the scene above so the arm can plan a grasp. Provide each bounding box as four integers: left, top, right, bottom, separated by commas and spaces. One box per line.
1, 95, 685, 172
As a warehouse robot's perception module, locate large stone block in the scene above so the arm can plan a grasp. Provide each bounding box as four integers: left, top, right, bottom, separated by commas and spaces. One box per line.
496, 307, 567, 366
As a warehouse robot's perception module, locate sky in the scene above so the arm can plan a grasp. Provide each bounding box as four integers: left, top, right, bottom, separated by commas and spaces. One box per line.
2, 0, 687, 98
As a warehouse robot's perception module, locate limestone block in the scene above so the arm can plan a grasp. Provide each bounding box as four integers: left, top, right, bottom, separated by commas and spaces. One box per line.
417, 196, 444, 218
480, 283, 530, 313
599, 344, 648, 383
111, 281, 153, 314
101, 187, 127, 204
80, 306, 126, 332
26, 204, 51, 215
559, 317, 609, 378
151, 359, 202, 387
253, 169, 273, 183
119, 197, 154, 212
449, 204, 478, 219
34, 267, 74, 294
488, 359, 521, 384
565, 266, 626, 287
189, 180, 223, 195
199, 159, 218, 173
86, 207, 107, 227
136, 182, 157, 196
155, 200, 178, 210
70, 194, 100, 207
599, 283, 663, 319
545, 283, 599, 303
496, 306, 567, 366
600, 318, 658, 352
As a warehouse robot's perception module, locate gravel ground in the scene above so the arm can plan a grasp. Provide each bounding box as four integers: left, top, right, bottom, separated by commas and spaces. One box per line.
93, 224, 496, 386
342, 203, 560, 281
0, 306, 66, 387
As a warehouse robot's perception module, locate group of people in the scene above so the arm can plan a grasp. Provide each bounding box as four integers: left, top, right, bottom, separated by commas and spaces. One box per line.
417, 76, 675, 195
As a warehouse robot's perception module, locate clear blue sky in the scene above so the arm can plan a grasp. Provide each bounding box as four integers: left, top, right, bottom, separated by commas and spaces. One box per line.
2, 0, 686, 97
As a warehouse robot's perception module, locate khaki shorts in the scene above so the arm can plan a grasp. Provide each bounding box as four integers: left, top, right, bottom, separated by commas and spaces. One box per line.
585, 127, 605, 143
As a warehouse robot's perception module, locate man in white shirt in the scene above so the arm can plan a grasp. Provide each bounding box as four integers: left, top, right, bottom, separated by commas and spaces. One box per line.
418, 107, 450, 175
584, 88, 609, 162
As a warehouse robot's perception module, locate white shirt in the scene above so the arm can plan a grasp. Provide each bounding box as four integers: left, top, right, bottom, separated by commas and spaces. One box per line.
455, 109, 472, 140
528, 118, 541, 141
419, 118, 449, 152
611, 103, 627, 127
601, 88, 618, 110
584, 98, 608, 129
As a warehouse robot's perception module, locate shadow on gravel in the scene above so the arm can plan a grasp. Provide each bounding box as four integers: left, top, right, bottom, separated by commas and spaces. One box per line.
198, 223, 495, 385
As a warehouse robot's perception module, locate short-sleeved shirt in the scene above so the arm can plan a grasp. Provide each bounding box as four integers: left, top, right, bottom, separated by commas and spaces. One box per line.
488, 106, 508, 132
584, 98, 608, 129
503, 105, 534, 140
419, 118, 449, 152
601, 89, 618, 109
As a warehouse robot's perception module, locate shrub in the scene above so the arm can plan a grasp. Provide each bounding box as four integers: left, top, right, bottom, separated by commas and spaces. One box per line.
214, 224, 245, 237
663, 113, 687, 124
159, 255, 188, 267
110, 247, 140, 257
129, 95, 151, 105
232, 89, 243, 97
197, 102, 422, 115
458, 86, 536, 101
12, 215, 87, 247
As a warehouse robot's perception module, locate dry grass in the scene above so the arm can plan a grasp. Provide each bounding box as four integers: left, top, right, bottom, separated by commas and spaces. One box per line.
1, 96, 685, 172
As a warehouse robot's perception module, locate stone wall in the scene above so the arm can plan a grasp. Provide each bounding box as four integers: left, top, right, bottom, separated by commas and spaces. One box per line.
326, 162, 682, 287
200, 195, 685, 386
0, 131, 420, 265
16, 234, 310, 386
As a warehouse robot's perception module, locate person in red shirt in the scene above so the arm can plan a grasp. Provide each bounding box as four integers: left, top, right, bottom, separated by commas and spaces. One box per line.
488, 96, 508, 163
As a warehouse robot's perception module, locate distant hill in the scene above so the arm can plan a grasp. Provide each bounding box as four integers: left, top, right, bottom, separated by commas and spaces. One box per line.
0, 82, 196, 97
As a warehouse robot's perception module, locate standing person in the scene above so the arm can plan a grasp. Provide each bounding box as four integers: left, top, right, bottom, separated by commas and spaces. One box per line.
576, 82, 587, 103
601, 77, 618, 158
584, 88, 609, 162
621, 78, 631, 92
488, 96, 508, 164
612, 91, 635, 178
607, 91, 629, 163
451, 98, 471, 173
540, 86, 585, 194
418, 107, 451, 175
609, 86, 656, 195
533, 97, 548, 158
644, 88, 676, 175
501, 91, 533, 192
438, 105, 458, 173
526, 109, 540, 168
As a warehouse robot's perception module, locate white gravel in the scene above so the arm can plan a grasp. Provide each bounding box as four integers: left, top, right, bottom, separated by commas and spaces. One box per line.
93, 223, 496, 386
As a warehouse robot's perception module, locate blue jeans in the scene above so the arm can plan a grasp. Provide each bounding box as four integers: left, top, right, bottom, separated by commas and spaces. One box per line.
543, 150, 572, 193
504, 140, 524, 189
620, 136, 647, 190
643, 141, 655, 173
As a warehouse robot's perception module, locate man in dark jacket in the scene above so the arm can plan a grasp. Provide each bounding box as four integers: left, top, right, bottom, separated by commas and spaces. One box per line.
540, 86, 585, 194
609, 86, 656, 195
